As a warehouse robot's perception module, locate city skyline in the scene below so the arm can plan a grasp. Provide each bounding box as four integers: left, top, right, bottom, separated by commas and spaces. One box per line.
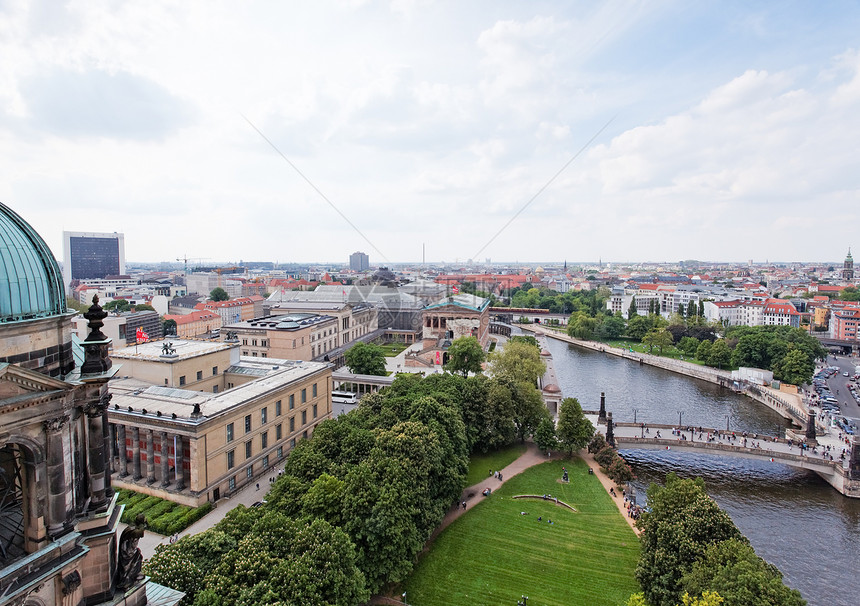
2, 1, 859, 264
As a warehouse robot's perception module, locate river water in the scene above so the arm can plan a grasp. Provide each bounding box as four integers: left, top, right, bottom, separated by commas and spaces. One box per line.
544, 337, 860, 606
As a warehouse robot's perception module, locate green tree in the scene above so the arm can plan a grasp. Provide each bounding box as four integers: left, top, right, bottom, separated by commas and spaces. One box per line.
643, 329, 674, 355
162, 318, 177, 335
707, 339, 732, 369
687, 300, 697, 319
209, 287, 229, 301
133, 303, 156, 312
696, 339, 713, 362
627, 315, 653, 340
567, 312, 597, 340
773, 347, 814, 386
534, 416, 558, 454
680, 538, 805, 606
510, 335, 539, 349
556, 397, 594, 454
679, 336, 700, 356
487, 340, 546, 386
636, 474, 744, 606
596, 314, 626, 340
103, 299, 131, 312
628, 296, 638, 320
344, 342, 387, 376
444, 336, 486, 377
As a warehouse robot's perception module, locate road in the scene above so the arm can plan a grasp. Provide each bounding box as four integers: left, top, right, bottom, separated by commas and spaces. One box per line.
823, 354, 860, 420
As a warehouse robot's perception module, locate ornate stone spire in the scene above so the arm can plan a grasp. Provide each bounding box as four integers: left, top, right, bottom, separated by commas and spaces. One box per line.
81, 295, 112, 374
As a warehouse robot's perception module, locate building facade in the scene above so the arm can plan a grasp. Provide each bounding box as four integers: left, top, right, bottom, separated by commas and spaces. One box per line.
844, 249, 855, 282
223, 313, 339, 361
107, 341, 332, 506
62, 231, 125, 288
349, 251, 369, 271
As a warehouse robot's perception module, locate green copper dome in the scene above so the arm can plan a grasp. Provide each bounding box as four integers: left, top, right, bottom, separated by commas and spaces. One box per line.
0, 201, 66, 323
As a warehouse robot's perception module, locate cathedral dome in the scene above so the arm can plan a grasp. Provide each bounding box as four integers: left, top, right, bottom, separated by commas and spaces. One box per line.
0, 201, 66, 323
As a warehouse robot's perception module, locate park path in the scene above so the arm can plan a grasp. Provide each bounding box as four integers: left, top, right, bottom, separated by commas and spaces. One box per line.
428, 441, 563, 543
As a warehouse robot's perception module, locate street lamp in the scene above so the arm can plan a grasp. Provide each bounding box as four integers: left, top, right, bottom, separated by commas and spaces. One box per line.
724, 415, 730, 432
678, 411, 683, 427
633, 408, 639, 424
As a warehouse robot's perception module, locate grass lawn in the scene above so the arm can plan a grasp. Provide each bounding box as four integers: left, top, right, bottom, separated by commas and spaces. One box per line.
377, 342, 410, 357
464, 444, 527, 487
404, 458, 640, 606
602, 339, 705, 366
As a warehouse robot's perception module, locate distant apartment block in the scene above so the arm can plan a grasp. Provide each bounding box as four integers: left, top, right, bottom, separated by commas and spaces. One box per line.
62, 230, 125, 287
830, 306, 860, 341
704, 298, 800, 328
350, 251, 369, 271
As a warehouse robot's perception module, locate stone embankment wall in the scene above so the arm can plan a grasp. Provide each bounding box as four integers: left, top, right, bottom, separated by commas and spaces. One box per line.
523, 326, 807, 428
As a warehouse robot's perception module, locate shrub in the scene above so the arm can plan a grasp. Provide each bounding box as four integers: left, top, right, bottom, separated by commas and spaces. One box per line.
607, 456, 634, 484
588, 433, 607, 454
594, 445, 616, 468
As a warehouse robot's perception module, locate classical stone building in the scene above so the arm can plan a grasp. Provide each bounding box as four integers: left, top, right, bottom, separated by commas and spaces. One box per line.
0, 202, 178, 606
107, 340, 332, 506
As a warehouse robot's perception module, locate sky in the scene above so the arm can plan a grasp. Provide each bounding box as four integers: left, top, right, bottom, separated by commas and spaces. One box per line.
2, 1, 859, 266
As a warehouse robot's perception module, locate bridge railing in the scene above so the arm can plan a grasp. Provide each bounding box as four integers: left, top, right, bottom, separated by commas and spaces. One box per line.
613, 435, 842, 470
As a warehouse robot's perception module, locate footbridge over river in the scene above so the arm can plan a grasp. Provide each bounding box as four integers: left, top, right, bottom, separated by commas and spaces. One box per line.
592, 415, 860, 498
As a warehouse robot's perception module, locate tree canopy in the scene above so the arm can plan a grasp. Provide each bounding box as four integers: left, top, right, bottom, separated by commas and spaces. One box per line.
209, 287, 229, 301
487, 339, 546, 386
344, 342, 387, 376
443, 336, 485, 376
556, 397, 594, 454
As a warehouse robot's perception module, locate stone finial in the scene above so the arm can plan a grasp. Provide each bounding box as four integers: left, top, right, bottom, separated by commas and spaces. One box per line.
606, 412, 615, 448
81, 295, 113, 374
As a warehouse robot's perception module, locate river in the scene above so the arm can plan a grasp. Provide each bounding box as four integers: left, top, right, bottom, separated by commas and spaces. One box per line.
544, 337, 860, 606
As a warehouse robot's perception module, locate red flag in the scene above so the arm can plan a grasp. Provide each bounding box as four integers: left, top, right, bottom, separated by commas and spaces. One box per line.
452, 285, 460, 294
136, 327, 149, 344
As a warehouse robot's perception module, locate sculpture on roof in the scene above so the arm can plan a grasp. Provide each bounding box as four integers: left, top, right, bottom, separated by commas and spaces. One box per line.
161, 342, 176, 356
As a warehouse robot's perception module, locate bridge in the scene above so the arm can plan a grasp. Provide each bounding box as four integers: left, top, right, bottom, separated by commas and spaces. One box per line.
592, 414, 860, 498
490, 307, 569, 326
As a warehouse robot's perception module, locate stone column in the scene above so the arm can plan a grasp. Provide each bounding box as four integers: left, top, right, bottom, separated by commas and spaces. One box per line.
131, 426, 142, 480
109, 423, 118, 473
118, 424, 129, 477
146, 429, 156, 484
175, 435, 186, 491
160, 431, 171, 487
43, 415, 70, 536
598, 392, 607, 425
84, 396, 109, 509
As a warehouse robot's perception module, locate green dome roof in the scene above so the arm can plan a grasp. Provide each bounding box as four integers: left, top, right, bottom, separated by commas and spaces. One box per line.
0, 201, 66, 323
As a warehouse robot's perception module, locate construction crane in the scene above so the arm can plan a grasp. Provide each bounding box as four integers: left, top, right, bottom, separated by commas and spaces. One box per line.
176, 256, 210, 274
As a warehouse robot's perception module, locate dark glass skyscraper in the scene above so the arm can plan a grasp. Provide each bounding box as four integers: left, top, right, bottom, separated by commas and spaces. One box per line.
62, 231, 125, 286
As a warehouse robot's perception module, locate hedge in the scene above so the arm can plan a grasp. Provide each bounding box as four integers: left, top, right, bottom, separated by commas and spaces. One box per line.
115, 490, 213, 535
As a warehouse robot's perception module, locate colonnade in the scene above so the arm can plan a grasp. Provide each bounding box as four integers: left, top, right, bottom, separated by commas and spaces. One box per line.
108, 423, 189, 491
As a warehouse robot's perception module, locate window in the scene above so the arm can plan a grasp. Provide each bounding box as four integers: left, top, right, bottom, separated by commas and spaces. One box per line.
213, 366, 218, 375
262, 339, 268, 347
197, 370, 203, 381
242, 338, 248, 345
289, 395, 295, 409
312, 383, 317, 397
301, 388, 307, 403
289, 416, 295, 432
179, 375, 186, 386
228, 382, 234, 389
261, 353, 267, 358
227, 423, 234, 442
261, 431, 268, 449
276, 424, 282, 440
213, 385, 219, 393
245, 415, 251, 433
229, 476, 235, 490
245, 441, 252, 459
276, 400, 282, 416
262, 455, 269, 469
246, 466, 253, 479
227, 450, 235, 469
277, 446, 283, 459
313, 404, 318, 419
301, 410, 307, 425
303, 430, 308, 440
261, 407, 268, 424
290, 438, 296, 449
